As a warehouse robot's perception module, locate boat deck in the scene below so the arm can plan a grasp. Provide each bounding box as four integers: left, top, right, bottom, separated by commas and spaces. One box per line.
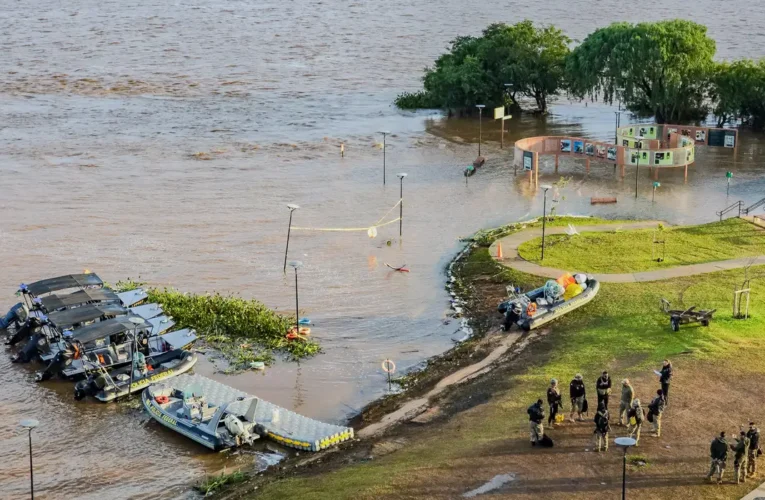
166, 374, 354, 451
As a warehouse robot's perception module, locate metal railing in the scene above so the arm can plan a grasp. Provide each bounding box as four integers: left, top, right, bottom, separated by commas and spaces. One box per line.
716, 200, 743, 221
743, 197, 765, 215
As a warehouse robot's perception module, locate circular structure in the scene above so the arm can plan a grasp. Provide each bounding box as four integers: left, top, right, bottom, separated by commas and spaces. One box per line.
19, 418, 39, 429
381, 359, 396, 374
614, 436, 637, 447
513, 123, 738, 186
288, 260, 303, 269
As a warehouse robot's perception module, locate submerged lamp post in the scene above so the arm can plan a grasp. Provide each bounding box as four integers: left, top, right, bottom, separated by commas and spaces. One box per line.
540, 184, 552, 261
615, 436, 637, 500
475, 105, 486, 156
397, 173, 407, 236
379, 131, 390, 185
20, 418, 39, 499
726, 171, 733, 196
288, 261, 302, 335
652, 181, 660, 203
283, 204, 299, 273
634, 136, 644, 199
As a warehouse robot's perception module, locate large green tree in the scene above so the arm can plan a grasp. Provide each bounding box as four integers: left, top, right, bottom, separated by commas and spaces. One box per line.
566, 20, 716, 123
395, 21, 569, 115
711, 60, 765, 129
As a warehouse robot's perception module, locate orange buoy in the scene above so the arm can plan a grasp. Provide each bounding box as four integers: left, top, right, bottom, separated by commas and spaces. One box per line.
496, 243, 503, 259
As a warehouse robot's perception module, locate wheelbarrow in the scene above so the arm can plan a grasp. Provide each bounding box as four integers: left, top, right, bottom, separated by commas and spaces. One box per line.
660, 298, 716, 332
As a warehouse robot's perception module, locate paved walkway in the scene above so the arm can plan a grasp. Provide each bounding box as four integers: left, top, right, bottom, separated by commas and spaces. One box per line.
489, 221, 765, 283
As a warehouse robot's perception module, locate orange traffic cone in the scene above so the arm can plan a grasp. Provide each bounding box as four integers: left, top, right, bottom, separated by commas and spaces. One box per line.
496, 242, 503, 259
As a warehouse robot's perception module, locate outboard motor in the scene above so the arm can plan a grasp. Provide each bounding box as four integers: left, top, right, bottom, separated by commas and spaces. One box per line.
74, 373, 107, 400
36, 346, 75, 382
1, 302, 28, 330
6, 316, 44, 346
13, 332, 46, 363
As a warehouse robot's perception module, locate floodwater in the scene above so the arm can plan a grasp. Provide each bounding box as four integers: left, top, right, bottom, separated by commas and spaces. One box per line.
2, 0, 765, 498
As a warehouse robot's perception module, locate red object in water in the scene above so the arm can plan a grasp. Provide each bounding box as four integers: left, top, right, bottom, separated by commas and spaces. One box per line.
385, 263, 410, 272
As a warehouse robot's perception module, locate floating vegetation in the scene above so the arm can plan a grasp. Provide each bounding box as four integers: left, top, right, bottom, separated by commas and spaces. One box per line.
111, 279, 321, 370
191, 151, 213, 160
195, 470, 248, 496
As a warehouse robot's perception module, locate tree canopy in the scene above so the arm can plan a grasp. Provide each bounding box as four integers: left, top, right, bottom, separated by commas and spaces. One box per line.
711, 60, 765, 128
395, 21, 570, 115
566, 20, 715, 123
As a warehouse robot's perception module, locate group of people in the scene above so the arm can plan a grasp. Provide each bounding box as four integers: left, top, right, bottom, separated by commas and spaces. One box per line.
708, 424, 762, 484
527, 360, 674, 452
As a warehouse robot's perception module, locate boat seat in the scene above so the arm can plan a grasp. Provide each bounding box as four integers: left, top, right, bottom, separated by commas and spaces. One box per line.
200, 405, 217, 421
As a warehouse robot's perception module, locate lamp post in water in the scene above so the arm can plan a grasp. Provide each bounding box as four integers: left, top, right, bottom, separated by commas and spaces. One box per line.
283, 204, 299, 273
540, 184, 552, 261
475, 105, 486, 156
379, 131, 390, 185
397, 173, 407, 236
20, 418, 39, 499
288, 261, 302, 335
633, 136, 644, 199
615, 436, 637, 500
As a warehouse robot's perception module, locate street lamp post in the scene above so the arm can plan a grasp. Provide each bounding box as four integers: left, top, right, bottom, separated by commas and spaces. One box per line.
288, 261, 302, 335
475, 105, 485, 156
541, 185, 552, 261
20, 419, 39, 500
652, 181, 660, 203
379, 131, 390, 185
634, 136, 644, 199
397, 173, 407, 236
283, 204, 299, 273
615, 437, 637, 500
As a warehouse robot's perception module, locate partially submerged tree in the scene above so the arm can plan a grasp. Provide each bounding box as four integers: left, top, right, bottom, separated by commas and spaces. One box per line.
395, 21, 570, 115
711, 59, 765, 129
566, 20, 716, 123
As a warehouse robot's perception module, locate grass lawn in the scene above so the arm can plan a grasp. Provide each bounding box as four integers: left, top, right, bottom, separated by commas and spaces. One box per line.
517, 218, 765, 273
247, 238, 765, 500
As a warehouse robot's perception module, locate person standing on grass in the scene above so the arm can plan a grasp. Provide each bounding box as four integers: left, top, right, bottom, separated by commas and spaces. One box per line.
547, 379, 563, 427
569, 374, 586, 422
626, 399, 644, 446
647, 389, 665, 437
658, 359, 673, 405
596, 371, 612, 412
527, 399, 545, 446
747, 422, 761, 476
732, 430, 751, 484
593, 401, 610, 452
618, 379, 634, 426
707, 431, 728, 484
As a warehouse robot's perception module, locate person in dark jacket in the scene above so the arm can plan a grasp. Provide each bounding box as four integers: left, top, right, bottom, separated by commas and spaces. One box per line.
569, 374, 586, 422
547, 379, 563, 426
593, 401, 610, 452
647, 389, 665, 437
707, 431, 728, 483
527, 399, 545, 446
658, 359, 672, 404
747, 422, 761, 476
732, 430, 751, 484
596, 371, 612, 412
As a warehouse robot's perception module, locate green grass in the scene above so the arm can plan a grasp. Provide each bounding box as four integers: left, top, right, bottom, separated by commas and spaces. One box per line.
517, 218, 765, 273
249, 243, 765, 499
196, 470, 249, 496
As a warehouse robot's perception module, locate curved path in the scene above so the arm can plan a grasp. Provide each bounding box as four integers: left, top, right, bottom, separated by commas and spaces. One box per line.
489, 221, 765, 283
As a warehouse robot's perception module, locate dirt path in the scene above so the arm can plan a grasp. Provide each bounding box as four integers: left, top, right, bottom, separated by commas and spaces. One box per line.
358, 330, 523, 438
490, 221, 765, 282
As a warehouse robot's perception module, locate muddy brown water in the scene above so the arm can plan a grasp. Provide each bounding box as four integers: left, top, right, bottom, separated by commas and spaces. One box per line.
2, 0, 765, 497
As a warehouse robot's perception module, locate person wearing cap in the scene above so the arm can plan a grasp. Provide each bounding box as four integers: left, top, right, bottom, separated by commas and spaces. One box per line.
647, 389, 665, 437
732, 430, 751, 484
569, 374, 586, 422
626, 398, 644, 446
546, 379, 563, 426
747, 422, 761, 476
527, 399, 545, 446
593, 401, 610, 452
596, 371, 612, 412
618, 379, 635, 426
707, 431, 728, 483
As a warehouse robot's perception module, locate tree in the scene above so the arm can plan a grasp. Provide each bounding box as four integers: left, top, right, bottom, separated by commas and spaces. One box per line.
395, 21, 570, 115
566, 20, 716, 123
711, 60, 765, 129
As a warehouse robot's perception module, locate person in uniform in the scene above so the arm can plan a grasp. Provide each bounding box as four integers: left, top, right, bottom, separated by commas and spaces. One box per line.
618, 379, 635, 426
647, 389, 665, 437
747, 422, 761, 477
593, 401, 610, 452
626, 398, 644, 446
569, 374, 586, 422
659, 359, 673, 405
546, 379, 563, 426
527, 399, 545, 446
596, 371, 612, 412
707, 431, 728, 484
732, 430, 751, 484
